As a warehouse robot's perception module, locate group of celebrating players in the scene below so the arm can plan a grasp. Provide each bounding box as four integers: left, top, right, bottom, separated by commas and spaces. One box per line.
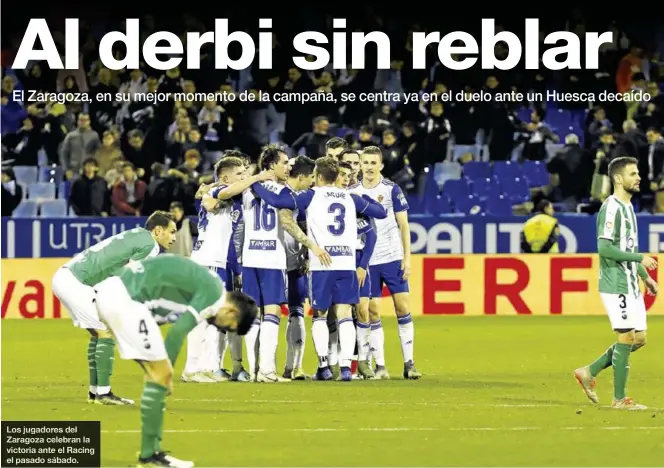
49, 138, 420, 467
183, 139, 420, 384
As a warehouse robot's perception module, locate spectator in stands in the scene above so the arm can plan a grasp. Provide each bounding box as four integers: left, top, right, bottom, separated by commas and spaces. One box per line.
283, 67, 315, 145
380, 129, 405, 179
481, 76, 516, 161
60, 113, 101, 179
1, 167, 23, 216
5, 113, 42, 166
1, 75, 26, 137
89, 68, 118, 134
369, 103, 399, 136
122, 129, 152, 177
420, 101, 451, 164
291, 116, 330, 160
625, 73, 648, 120
521, 200, 559, 253
653, 182, 664, 214
587, 106, 613, 149
166, 201, 198, 256
616, 46, 644, 95
547, 134, 591, 212
197, 99, 228, 168
95, 130, 124, 179
519, 108, 559, 161
646, 127, 664, 192
111, 162, 146, 216
143, 163, 176, 215
69, 158, 109, 216
355, 125, 378, 150
635, 81, 664, 130
168, 149, 208, 214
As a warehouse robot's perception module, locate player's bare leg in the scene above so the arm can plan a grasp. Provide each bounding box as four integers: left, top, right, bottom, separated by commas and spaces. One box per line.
257, 304, 290, 382
355, 298, 375, 379
368, 299, 389, 379
393, 292, 421, 380
137, 360, 193, 468
91, 329, 135, 405
335, 304, 356, 382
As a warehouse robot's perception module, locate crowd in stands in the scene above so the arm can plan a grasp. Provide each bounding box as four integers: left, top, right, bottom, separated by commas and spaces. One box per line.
2, 11, 664, 218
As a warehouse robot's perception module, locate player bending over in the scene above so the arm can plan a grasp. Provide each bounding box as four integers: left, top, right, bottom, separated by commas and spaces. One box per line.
351, 146, 421, 380
253, 156, 387, 381
281, 155, 317, 380
574, 157, 657, 410
52, 211, 176, 405
94, 254, 258, 467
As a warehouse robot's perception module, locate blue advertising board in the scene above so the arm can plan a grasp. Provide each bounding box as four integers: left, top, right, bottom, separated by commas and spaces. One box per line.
2, 215, 664, 259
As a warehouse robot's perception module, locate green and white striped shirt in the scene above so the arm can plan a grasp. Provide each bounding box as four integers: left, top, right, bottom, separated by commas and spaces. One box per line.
596, 196, 640, 297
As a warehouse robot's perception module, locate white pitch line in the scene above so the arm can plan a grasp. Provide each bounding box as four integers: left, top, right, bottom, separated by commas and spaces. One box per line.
172, 398, 565, 408
102, 426, 664, 435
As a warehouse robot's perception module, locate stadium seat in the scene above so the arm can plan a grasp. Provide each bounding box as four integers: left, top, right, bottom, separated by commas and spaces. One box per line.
57, 181, 70, 200
452, 144, 479, 161
406, 194, 424, 213
12, 200, 38, 218
521, 161, 550, 188
454, 194, 484, 215
424, 194, 452, 216
468, 176, 501, 201
40, 199, 68, 217
37, 148, 48, 166
38, 165, 65, 184
12, 166, 38, 185
492, 161, 523, 180
486, 195, 513, 216
503, 177, 531, 203
462, 161, 491, 179
27, 182, 56, 201
442, 178, 470, 201
433, 161, 462, 187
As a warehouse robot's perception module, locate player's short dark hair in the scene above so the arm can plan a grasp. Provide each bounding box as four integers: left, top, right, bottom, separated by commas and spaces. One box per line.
325, 137, 348, 151
315, 157, 339, 184
145, 211, 174, 231
258, 144, 287, 171
214, 156, 244, 178
536, 199, 552, 213
289, 155, 315, 178
383, 129, 396, 138
82, 158, 98, 167
122, 162, 135, 171
226, 291, 259, 335
222, 149, 249, 163
338, 161, 352, 171
362, 146, 383, 162
338, 149, 360, 161
359, 125, 373, 134
608, 156, 639, 182
647, 127, 661, 135
170, 201, 183, 211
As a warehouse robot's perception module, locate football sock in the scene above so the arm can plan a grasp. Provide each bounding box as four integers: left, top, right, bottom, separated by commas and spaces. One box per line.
370, 319, 385, 367
227, 332, 244, 372
311, 317, 329, 367
356, 321, 371, 361
245, 319, 261, 375
338, 318, 356, 367
87, 336, 98, 393
184, 321, 207, 373
204, 326, 220, 371
95, 338, 115, 395
285, 315, 294, 370
588, 344, 615, 377
140, 381, 167, 459
216, 331, 228, 369
612, 343, 632, 400
289, 307, 306, 369
397, 313, 414, 363
328, 329, 339, 366
259, 314, 280, 373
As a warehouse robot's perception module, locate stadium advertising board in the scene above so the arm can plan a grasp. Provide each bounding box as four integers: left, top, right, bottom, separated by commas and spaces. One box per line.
2, 255, 660, 319
2, 216, 664, 258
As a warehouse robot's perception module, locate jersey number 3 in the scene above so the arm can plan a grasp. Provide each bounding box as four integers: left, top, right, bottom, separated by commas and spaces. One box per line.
251, 199, 276, 231
327, 203, 346, 236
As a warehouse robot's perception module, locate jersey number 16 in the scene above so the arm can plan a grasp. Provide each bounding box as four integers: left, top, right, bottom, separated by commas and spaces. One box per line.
251, 199, 277, 231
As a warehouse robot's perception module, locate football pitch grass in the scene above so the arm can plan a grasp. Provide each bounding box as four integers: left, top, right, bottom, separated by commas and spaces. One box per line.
2, 316, 663, 467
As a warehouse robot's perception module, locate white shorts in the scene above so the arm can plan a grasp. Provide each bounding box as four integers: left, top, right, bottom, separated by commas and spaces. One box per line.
52, 267, 106, 330
600, 293, 647, 331
95, 276, 168, 362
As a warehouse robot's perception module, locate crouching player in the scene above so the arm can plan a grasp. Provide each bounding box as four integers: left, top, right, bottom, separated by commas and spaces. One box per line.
52, 211, 176, 404
95, 254, 258, 467
253, 157, 387, 381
